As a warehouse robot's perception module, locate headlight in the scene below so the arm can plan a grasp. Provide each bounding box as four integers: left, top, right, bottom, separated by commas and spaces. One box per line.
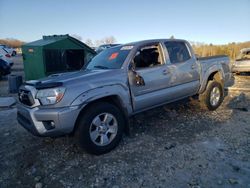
36, 87, 66, 105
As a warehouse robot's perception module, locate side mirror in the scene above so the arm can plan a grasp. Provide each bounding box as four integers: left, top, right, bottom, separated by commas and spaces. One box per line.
135, 74, 145, 86
129, 62, 145, 86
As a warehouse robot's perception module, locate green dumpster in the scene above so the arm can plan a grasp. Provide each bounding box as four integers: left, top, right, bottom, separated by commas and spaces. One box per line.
22, 34, 96, 80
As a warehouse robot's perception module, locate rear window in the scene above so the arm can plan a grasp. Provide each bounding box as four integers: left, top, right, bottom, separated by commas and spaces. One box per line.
86, 46, 132, 70
164, 42, 191, 64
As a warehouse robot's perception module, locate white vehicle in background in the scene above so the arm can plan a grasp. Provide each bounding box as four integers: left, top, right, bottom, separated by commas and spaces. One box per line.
232, 48, 250, 73
0, 44, 17, 56
0, 46, 14, 67
5, 47, 17, 56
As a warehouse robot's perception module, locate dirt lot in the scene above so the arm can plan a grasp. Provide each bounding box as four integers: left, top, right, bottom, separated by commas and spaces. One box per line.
0, 57, 250, 188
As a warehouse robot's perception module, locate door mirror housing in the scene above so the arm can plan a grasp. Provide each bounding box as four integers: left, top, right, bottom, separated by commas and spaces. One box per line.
135, 74, 145, 86
129, 62, 145, 86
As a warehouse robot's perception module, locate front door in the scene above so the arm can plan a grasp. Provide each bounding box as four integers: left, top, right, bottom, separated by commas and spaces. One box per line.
128, 43, 172, 111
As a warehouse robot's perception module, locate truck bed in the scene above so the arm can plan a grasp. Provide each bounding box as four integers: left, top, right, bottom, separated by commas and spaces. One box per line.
198, 55, 231, 89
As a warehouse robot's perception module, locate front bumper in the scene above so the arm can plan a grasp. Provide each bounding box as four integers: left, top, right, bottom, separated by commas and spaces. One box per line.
17, 104, 81, 137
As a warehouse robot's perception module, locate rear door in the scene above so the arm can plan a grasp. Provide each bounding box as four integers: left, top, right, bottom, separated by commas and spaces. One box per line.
163, 41, 200, 97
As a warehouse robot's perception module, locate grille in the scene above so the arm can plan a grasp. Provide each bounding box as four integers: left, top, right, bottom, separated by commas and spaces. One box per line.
18, 89, 35, 106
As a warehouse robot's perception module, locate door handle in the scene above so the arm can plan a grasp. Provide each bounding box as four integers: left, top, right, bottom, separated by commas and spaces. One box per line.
191, 64, 196, 69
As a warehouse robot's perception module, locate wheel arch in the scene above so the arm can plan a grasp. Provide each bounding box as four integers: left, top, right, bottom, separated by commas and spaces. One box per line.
199, 69, 224, 94
72, 95, 130, 136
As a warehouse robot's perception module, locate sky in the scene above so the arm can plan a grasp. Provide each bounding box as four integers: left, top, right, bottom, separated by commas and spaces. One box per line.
0, 0, 250, 45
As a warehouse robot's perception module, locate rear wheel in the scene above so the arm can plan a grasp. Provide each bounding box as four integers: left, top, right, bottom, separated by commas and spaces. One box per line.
75, 102, 125, 155
199, 80, 224, 111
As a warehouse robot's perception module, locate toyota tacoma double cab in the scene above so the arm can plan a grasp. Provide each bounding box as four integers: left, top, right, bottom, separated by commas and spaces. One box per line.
17, 39, 231, 154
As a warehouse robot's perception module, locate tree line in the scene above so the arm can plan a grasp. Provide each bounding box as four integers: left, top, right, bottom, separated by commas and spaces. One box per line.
85, 36, 250, 60
0, 39, 25, 48
191, 41, 250, 60
0, 35, 117, 49
70, 34, 117, 47
84, 36, 117, 47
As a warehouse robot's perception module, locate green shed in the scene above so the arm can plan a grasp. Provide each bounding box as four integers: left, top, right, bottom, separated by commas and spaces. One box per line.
22, 34, 96, 80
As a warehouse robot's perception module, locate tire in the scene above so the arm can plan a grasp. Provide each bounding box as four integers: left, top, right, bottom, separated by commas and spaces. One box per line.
75, 102, 125, 155
199, 80, 224, 111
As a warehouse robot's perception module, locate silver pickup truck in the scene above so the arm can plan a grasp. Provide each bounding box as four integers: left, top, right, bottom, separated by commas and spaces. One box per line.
17, 39, 231, 154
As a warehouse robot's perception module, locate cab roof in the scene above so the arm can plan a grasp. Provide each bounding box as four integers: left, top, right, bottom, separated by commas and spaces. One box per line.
124, 39, 189, 47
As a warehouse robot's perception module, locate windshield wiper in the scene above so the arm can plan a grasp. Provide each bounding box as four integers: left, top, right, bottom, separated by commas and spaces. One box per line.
94, 65, 109, 69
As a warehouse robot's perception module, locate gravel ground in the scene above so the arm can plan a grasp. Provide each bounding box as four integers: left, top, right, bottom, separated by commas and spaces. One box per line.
0, 57, 250, 188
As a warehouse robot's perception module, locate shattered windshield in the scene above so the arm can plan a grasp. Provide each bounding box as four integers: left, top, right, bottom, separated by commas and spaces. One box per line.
86, 45, 133, 69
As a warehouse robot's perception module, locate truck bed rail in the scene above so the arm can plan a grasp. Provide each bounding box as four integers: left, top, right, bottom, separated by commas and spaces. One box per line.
198, 55, 228, 61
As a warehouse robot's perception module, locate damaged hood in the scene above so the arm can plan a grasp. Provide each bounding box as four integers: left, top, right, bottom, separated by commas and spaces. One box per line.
25, 68, 126, 91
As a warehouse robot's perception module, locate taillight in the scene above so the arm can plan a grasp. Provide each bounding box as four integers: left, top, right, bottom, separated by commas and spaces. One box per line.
5, 54, 11, 58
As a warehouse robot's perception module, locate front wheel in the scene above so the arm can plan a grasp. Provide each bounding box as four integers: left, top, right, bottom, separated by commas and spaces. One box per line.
199, 81, 224, 111
75, 102, 125, 155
